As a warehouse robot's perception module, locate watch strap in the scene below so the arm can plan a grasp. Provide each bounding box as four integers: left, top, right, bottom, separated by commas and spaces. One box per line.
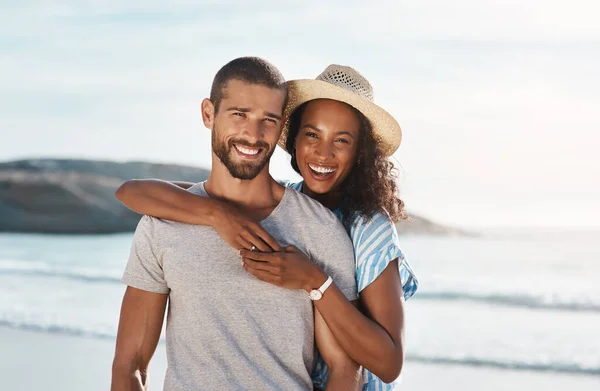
318, 276, 333, 295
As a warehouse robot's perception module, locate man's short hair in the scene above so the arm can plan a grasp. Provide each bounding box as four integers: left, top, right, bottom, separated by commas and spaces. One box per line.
210, 57, 288, 113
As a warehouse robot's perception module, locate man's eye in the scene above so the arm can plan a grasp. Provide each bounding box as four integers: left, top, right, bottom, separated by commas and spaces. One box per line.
264, 118, 277, 124
233, 112, 246, 117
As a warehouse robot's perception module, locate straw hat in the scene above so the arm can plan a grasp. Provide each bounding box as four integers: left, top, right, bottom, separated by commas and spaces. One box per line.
278, 64, 402, 157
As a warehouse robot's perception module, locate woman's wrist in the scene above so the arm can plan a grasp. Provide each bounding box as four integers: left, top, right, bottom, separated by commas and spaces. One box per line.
303, 266, 328, 293
205, 199, 227, 227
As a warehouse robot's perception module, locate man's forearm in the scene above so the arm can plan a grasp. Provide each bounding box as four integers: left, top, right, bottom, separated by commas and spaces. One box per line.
111, 368, 146, 391
325, 363, 362, 391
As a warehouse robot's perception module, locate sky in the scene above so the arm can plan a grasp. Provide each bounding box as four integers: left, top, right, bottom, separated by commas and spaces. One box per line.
1, 0, 599, 228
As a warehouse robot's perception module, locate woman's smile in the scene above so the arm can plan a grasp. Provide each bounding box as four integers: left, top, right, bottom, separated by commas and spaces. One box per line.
307, 162, 338, 180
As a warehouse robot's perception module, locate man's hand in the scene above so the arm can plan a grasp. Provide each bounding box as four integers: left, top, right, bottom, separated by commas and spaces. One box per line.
315, 309, 362, 391
240, 246, 327, 291
213, 203, 282, 252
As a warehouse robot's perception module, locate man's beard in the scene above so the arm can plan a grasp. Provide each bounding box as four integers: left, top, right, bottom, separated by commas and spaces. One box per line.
212, 127, 274, 180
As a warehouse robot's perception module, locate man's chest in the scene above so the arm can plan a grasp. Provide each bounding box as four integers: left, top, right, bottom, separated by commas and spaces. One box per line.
158, 225, 311, 303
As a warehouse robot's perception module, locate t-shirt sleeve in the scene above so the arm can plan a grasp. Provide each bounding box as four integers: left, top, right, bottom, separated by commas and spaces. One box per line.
121, 216, 170, 294
354, 212, 419, 299
310, 219, 358, 302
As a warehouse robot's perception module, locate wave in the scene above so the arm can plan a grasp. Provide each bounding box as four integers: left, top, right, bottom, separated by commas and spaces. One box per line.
414, 291, 600, 313
2, 261, 599, 313
0, 319, 116, 340
0, 261, 121, 284
407, 354, 600, 376
1, 319, 598, 377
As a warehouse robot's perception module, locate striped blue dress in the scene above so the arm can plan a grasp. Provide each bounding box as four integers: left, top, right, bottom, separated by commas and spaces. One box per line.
285, 181, 419, 391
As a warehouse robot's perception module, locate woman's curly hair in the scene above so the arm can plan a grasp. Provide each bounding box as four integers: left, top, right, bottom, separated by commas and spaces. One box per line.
286, 101, 407, 227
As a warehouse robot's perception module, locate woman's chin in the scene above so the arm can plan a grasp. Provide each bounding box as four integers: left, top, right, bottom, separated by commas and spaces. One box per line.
302, 180, 336, 196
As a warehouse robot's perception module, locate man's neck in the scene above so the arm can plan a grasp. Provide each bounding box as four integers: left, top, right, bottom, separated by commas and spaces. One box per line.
204, 159, 283, 219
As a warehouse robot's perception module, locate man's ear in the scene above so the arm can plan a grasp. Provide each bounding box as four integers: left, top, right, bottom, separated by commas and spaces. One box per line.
201, 98, 215, 129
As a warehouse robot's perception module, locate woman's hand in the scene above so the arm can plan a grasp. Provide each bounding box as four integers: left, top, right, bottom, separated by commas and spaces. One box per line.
240, 246, 328, 291
213, 203, 282, 252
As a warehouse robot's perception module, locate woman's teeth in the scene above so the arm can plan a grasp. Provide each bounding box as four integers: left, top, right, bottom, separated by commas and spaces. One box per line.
235, 145, 259, 155
308, 164, 336, 174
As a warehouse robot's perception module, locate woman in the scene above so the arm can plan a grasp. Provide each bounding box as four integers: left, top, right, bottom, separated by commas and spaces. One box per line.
116, 65, 418, 391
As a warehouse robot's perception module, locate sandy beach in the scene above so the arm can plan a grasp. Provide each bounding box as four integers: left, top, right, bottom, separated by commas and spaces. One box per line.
1, 327, 598, 391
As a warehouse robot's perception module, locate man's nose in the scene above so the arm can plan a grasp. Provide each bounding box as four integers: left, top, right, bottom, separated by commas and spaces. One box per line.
242, 119, 263, 143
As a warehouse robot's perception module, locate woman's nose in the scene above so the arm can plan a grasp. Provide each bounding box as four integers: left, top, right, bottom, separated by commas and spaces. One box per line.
314, 141, 334, 159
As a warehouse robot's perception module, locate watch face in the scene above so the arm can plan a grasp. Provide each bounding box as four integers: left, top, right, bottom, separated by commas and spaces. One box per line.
309, 290, 322, 301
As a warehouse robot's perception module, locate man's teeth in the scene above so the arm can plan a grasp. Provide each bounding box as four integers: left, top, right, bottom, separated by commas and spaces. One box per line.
235, 145, 259, 155
309, 164, 336, 174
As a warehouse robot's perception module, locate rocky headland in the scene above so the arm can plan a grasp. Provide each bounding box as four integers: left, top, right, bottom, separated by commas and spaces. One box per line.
0, 159, 467, 235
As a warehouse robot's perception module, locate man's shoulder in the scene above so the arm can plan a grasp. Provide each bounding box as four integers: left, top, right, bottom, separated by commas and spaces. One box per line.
281, 189, 358, 300
280, 189, 354, 257
134, 212, 208, 242
134, 215, 175, 238
135, 182, 207, 234
186, 182, 207, 196
282, 187, 343, 228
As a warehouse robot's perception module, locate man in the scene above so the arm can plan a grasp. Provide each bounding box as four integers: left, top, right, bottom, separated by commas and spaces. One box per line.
111, 57, 359, 390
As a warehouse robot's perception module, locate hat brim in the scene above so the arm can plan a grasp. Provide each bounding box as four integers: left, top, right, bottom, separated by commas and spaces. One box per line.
278, 79, 402, 157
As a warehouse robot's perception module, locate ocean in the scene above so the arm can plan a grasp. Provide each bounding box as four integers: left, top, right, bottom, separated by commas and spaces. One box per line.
1, 229, 599, 379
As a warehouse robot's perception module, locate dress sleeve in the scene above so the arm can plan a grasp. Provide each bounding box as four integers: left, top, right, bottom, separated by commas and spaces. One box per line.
276, 179, 304, 191
353, 212, 419, 299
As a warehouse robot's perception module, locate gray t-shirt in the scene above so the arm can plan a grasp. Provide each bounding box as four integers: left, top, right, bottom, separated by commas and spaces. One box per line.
122, 182, 357, 391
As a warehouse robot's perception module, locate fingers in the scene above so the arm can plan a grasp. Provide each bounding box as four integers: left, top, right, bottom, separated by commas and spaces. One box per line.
243, 263, 281, 286
245, 223, 282, 252
239, 249, 278, 263
237, 224, 281, 252
240, 231, 272, 252
242, 258, 280, 274
235, 235, 254, 251
236, 232, 269, 252
254, 227, 283, 252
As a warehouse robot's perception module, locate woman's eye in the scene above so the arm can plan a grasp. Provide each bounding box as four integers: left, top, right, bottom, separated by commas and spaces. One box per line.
305, 132, 318, 138
335, 138, 350, 144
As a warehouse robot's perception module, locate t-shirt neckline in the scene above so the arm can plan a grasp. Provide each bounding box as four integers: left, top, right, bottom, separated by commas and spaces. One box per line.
196, 181, 289, 225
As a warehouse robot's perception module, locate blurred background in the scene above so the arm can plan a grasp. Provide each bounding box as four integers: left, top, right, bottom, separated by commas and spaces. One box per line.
1, 1, 599, 390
